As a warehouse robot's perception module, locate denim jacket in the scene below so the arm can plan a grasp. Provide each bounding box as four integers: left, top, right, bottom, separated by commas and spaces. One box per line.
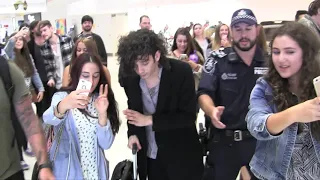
4, 38, 44, 92
246, 77, 320, 180
43, 92, 114, 179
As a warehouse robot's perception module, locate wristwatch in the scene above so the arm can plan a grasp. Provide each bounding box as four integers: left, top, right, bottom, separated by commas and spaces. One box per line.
37, 162, 52, 171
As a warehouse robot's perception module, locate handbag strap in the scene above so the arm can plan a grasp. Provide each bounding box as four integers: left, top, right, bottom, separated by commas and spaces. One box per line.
52, 122, 64, 161
43, 120, 65, 161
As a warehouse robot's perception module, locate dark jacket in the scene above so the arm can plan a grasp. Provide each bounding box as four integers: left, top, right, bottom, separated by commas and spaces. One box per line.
28, 39, 47, 82
122, 58, 204, 180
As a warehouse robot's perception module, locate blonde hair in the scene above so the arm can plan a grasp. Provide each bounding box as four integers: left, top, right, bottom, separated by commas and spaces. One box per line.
204, 27, 215, 39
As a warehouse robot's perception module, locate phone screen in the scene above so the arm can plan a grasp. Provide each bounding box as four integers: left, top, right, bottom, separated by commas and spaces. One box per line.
179, 54, 188, 60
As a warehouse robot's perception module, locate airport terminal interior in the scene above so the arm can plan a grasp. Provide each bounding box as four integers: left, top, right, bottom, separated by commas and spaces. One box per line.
0, 0, 318, 179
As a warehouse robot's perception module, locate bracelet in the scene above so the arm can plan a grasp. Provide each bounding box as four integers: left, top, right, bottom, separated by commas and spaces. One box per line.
37, 162, 52, 171
55, 101, 65, 118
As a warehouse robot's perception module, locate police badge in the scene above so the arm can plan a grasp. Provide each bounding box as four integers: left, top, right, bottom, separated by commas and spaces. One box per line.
203, 57, 217, 74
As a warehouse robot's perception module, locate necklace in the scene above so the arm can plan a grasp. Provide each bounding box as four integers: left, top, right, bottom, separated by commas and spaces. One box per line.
148, 86, 157, 98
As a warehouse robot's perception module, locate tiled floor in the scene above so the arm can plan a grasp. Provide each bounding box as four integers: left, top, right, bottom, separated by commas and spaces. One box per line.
23, 57, 240, 179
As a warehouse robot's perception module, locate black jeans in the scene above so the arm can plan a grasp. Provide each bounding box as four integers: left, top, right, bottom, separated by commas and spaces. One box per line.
147, 157, 169, 180
36, 83, 56, 117
5, 171, 24, 180
202, 137, 256, 180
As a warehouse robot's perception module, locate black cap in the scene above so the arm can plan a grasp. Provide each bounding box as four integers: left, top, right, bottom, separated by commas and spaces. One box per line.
81, 15, 94, 24
231, 8, 257, 27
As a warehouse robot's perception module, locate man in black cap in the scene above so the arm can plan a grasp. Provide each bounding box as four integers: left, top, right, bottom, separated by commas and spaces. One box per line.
74, 15, 108, 65
198, 8, 268, 180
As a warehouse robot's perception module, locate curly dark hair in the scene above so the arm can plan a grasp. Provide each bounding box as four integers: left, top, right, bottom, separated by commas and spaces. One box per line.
265, 22, 320, 139
117, 29, 169, 77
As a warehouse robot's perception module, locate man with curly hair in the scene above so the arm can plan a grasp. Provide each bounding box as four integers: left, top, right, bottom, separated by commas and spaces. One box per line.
118, 29, 203, 180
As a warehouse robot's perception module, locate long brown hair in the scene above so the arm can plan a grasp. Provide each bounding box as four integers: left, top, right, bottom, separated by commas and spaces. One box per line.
63, 53, 120, 134
257, 25, 268, 53
171, 28, 197, 56
265, 22, 320, 139
10, 32, 34, 77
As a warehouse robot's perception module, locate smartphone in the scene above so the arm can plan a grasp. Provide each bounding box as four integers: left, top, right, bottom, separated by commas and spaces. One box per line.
76, 79, 92, 96
179, 54, 188, 60
313, 76, 320, 96
221, 34, 228, 40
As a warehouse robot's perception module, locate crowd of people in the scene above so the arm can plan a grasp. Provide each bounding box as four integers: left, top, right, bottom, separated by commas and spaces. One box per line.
1, 0, 320, 180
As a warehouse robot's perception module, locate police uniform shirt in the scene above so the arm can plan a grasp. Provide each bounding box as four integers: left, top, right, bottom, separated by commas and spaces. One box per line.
197, 47, 268, 130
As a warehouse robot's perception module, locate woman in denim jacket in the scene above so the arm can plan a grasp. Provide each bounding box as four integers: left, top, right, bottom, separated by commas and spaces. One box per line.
246, 22, 320, 180
43, 53, 120, 179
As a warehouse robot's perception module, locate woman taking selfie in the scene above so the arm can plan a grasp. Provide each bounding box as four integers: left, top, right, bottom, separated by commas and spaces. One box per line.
209, 23, 231, 51
246, 22, 320, 179
43, 53, 120, 179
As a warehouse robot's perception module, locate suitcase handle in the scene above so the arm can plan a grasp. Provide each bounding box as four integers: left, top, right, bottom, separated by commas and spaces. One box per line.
132, 143, 138, 154
132, 143, 138, 180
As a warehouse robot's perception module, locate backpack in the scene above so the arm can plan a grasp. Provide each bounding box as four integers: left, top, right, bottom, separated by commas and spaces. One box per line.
0, 55, 28, 149
111, 160, 134, 180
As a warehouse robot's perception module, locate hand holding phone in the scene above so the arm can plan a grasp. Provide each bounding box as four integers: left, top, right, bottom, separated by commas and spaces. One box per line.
179, 54, 188, 60
221, 34, 228, 40
313, 76, 320, 97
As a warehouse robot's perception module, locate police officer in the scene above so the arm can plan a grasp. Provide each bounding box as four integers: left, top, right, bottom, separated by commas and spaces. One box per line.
198, 9, 268, 180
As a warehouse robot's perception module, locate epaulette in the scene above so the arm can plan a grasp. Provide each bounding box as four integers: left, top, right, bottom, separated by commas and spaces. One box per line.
209, 47, 228, 59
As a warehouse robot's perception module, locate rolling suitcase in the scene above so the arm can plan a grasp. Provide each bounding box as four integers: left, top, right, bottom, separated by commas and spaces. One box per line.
111, 143, 138, 180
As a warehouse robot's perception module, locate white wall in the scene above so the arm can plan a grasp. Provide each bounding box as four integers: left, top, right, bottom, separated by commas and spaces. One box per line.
0, 0, 47, 14
40, 0, 314, 54
128, 0, 246, 32
0, 14, 24, 35
41, 0, 129, 55
128, 0, 314, 33
241, 0, 313, 22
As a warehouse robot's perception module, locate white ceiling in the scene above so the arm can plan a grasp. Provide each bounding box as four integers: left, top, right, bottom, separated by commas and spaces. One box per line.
0, 0, 47, 14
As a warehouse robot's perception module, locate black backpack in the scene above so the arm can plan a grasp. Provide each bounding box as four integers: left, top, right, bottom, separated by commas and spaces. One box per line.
0, 56, 28, 149
111, 159, 134, 180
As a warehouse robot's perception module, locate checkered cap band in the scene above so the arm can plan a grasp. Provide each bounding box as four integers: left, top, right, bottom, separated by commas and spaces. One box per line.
231, 15, 257, 24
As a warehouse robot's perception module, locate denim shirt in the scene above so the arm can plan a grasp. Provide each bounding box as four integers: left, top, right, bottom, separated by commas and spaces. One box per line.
246, 77, 320, 180
140, 67, 162, 159
4, 39, 44, 92
43, 92, 114, 179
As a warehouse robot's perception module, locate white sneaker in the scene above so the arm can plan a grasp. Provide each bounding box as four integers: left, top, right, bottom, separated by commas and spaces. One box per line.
21, 161, 30, 171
